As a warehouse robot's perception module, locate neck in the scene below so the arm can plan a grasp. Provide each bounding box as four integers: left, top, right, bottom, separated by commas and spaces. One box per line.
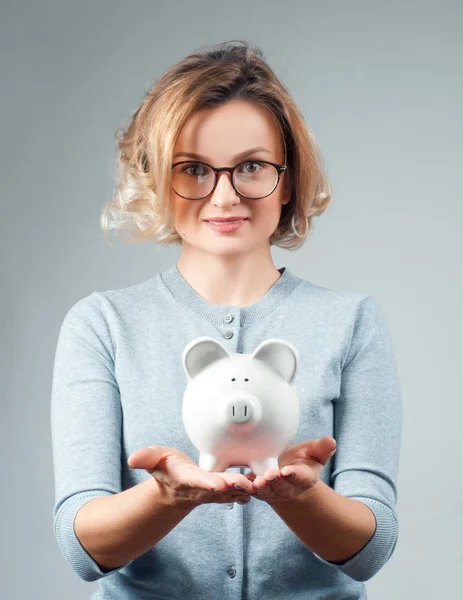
176, 245, 282, 306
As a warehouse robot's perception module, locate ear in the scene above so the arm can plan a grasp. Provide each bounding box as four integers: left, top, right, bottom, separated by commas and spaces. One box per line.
251, 338, 299, 383
183, 336, 231, 380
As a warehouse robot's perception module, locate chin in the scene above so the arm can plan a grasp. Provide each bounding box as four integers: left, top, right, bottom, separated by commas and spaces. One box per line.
182, 229, 270, 256
192, 237, 253, 257
205, 243, 250, 257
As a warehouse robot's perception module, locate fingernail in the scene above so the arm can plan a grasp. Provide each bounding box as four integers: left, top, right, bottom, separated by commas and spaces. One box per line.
234, 484, 244, 490
284, 472, 295, 479
214, 489, 223, 494
269, 477, 279, 483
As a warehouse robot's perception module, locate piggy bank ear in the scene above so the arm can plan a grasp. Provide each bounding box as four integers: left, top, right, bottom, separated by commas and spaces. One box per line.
251, 338, 299, 383
183, 336, 231, 380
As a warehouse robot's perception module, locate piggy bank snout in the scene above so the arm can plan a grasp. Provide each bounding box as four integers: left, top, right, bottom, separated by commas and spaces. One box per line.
222, 393, 262, 428
225, 396, 254, 424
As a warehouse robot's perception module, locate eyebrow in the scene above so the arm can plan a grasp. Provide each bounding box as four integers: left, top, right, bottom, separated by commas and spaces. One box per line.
172, 147, 272, 162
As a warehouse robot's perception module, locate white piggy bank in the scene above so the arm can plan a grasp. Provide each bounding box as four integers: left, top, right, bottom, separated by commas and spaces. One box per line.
182, 336, 300, 475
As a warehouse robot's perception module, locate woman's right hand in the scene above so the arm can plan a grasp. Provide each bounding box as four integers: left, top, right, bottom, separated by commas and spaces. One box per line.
127, 446, 254, 509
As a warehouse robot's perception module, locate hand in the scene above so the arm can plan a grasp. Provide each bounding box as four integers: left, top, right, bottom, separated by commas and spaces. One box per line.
127, 446, 254, 509
245, 436, 337, 506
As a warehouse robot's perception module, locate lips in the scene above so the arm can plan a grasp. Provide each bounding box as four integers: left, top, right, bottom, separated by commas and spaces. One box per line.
204, 217, 248, 222
204, 219, 248, 233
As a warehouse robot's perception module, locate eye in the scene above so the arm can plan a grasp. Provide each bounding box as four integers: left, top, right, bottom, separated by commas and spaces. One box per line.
180, 162, 208, 177
231, 378, 236, 381
238, 161, 264, 174
244, 378, 249, 382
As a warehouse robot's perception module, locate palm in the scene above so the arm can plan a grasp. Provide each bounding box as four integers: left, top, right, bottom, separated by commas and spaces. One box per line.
242, 437, 336, 504
127, 445, 256, 504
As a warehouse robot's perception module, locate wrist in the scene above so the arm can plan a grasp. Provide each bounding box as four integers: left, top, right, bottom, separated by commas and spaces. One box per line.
296, 478, 324, 504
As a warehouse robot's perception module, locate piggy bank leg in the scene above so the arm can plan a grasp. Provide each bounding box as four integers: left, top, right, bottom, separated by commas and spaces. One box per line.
199, 452, 228, 473
249, 457, 279, 476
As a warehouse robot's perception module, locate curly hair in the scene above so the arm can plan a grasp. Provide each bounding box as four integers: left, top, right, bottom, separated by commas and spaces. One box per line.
101, 40, 332, 249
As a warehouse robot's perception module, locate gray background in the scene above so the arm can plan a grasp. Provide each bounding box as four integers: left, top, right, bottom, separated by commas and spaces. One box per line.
1, 1, 462, 598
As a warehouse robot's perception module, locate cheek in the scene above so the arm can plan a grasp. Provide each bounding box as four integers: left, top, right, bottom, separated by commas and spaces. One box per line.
257, 199, 284, 226
172, 202, 202, 240
173, 199, 194, 224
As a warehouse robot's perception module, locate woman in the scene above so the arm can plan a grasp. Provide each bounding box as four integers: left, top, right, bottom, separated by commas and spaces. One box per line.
51, 40, 402, 599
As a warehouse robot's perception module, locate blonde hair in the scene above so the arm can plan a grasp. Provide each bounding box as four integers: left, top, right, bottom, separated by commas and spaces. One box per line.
101, 40, 332, 249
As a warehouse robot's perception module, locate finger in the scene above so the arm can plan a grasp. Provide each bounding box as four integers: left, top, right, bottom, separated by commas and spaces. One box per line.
263, 469, 281, 484
212, 472, 254, 495
127, 446, 164, 471
253, 475, 270, 492
280, 464, 319, 486
252, 467, 281, 485
236, 496, 252, 505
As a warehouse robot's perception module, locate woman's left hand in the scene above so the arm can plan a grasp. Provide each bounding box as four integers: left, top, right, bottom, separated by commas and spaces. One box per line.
243, 436, 337, 505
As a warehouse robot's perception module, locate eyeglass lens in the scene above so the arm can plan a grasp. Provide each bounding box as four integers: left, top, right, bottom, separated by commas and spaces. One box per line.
172, 161, 279, 199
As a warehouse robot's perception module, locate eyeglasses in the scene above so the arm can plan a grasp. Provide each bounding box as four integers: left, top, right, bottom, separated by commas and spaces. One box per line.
171, 159, 287, 200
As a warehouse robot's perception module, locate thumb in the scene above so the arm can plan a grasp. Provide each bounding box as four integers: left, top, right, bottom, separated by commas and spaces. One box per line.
310, 436, 337, 465
127, 446, 164, 472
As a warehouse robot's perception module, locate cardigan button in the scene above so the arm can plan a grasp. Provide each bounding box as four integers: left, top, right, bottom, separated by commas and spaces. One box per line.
223, 331, 234, 339
227, 566, 236, 578
223, 313, 234, 324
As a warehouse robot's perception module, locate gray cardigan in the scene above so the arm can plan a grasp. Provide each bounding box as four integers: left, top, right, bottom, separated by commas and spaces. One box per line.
51, 264, 402, 599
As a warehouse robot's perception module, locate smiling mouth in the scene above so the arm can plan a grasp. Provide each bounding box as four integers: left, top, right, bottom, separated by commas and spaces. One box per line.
206, 219, 247, 224
204, 219, 249, 232
204, 217, 249, 223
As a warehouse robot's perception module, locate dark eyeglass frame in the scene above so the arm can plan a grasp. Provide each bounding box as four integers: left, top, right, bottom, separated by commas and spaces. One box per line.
171, 159, 288, 200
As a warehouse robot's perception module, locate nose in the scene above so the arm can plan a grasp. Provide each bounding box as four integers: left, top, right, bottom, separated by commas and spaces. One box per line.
210, 172, 241, 209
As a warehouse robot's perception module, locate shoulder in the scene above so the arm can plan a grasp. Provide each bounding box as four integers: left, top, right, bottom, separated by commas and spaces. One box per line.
291, 271, 383, 320
288, 272, 393, 357
61, 275, 160, 329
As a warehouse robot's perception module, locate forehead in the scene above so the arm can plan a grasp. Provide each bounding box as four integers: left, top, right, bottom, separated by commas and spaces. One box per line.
174, 99, 283, 162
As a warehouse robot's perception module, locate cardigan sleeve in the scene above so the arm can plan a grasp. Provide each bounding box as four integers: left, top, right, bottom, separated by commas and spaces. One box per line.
313, 295, 403, 582
50, 292, 135, 581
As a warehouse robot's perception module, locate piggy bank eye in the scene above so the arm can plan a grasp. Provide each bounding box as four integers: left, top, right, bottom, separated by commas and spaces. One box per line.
244, 378, 249, 382
231, 378, 236, 381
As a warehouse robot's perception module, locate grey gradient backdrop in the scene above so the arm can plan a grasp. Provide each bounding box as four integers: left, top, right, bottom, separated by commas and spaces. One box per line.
1, 1, 462, 598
